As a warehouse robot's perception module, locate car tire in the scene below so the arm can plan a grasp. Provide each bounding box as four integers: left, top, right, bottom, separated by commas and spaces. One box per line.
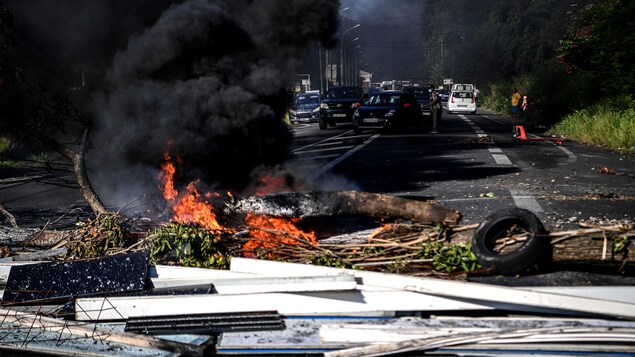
471, 110, 477, 115
318, 118, 327, 130
471, 208, 550, 276
353, 125, 362, 134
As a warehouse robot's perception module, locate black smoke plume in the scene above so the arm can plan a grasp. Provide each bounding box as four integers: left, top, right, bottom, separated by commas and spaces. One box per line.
88, 0, 339, 207
2, 0, 339, 211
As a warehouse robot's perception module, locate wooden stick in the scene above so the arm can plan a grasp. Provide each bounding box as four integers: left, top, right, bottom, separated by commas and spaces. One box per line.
0, 308, 204, 356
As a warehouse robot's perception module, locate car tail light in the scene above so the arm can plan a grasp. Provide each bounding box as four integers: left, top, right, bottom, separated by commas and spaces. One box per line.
403, 103, 411, 108
351, 102, 361, 109
451, 96, 454, 103
471, 97, 474, 103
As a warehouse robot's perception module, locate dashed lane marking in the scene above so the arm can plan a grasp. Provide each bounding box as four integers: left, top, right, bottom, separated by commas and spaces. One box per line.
313, 133, 382, 178
481, 115, 577, 163
459, 114, 544, 213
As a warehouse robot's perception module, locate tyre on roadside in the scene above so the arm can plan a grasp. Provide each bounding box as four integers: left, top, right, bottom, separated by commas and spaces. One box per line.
471, 208, 551, 275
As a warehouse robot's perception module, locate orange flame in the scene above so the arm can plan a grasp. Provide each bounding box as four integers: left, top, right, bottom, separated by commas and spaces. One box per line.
242, 213, 317, 258
368, 224, 393, 243
160, 154, 178, 202
254, 176, 290, 196
159, 154, 317, 252
159, 154, 223, 232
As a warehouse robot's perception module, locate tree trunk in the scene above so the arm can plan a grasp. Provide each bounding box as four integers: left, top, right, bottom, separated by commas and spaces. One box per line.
0, 203, 18, 228
30, 124, 108, 215
229, 191, 462, 225
551, 236, 635, 264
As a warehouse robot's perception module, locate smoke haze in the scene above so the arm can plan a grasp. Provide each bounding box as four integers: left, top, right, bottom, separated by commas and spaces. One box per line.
6, 0, 340, 211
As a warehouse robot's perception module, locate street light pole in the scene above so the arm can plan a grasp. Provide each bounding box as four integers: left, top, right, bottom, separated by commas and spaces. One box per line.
326, 7, 351, 90
343, 38, 358, 85
340, 24, 360, 86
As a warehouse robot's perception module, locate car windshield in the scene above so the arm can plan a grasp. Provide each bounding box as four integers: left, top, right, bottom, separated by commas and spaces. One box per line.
453, 91, 473, 98
294, 95, 320, 105
367, 93, 401, 106
326, 87, 362, 99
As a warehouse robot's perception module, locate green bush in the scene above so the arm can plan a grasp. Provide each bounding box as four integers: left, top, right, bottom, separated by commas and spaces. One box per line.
0, 135, 13, 158
548, 97, 635, 153
149, 222, 231, 269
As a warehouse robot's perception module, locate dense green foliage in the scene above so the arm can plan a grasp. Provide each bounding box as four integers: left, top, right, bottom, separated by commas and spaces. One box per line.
149, 223, 231, 269
557, 0, 635, 96
417, 241, 481, 273
420, 0, 580, 85
421, 0, 634, 147
548, 96, 635, 153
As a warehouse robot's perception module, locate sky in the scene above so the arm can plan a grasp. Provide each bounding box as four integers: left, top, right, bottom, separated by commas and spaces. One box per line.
308, 0, 426, 86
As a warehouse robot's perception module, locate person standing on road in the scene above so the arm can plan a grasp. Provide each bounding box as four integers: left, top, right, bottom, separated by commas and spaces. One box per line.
429, 84, 442, 133
511, 88, 521, 122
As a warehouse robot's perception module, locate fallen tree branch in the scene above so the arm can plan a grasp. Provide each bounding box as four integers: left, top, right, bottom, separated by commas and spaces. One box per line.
227, 191, 462, 225
0, 202, 18, 228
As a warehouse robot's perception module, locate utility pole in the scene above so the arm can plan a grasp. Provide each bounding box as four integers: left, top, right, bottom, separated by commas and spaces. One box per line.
318, 44, 324, 94
340, 24, 360, 86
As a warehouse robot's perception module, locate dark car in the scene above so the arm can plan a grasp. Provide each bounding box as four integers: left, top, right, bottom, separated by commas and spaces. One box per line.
289, 92, 322, 123
438, 89, 450, 102
351, 91, 424, 133
402, 86, 431, 118
319, 86, 365, 130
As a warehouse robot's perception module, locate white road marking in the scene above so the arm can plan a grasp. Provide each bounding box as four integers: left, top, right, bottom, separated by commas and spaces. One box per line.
459, 115, 513, 167
513, 195, 545, 213
294, 145, 354, 155
525, 133, 577, 163
491, 154, 513, 165
294, 153, 341, 160
460, 114, 545, 213
292, 130, 353, 153
313, 133, 382, 178
482, 115, 577, 163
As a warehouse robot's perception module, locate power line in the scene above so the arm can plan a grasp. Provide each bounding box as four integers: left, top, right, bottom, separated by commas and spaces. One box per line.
348, 14, 420, 22
360, 43, 425, 49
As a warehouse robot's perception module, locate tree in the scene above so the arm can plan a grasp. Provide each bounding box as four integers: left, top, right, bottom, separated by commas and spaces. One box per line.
420, 0, 587, 85
0, 3, 107, 215
557, 0, 635, 96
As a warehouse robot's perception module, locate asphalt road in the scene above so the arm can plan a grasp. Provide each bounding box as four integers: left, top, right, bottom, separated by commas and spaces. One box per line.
1, 109, 633, 234
288, 110, 634, 230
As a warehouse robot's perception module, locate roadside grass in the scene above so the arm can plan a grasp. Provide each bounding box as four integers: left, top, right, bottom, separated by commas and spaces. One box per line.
548, 102, 635, 154
0, 152, 53, 170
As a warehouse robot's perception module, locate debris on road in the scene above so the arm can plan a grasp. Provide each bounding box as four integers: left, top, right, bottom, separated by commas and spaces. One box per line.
0, 192, 633, 355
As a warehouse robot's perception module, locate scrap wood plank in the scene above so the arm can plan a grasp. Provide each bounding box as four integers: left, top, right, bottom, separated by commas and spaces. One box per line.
0, 330, 176, 357
217, 318, 367, 352
0, 308, 204, 356
75, 288, 491, 321
323, 326, 635, 357
216, 317, 635, 353
149, 274, 357, 293
320, 327, 635, 345
229, 258, 635, 320
319, 317, 635, 344
524, 286, 635, 304
149, 264, 252, 279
